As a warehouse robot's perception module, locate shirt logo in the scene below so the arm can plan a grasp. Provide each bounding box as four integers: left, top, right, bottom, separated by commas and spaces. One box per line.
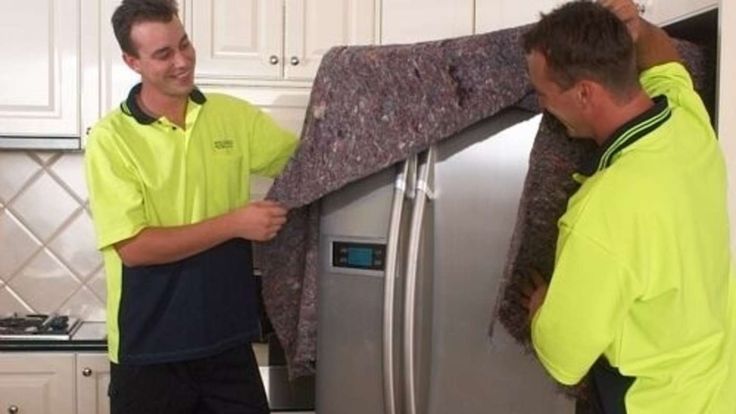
213, 139, 234, 151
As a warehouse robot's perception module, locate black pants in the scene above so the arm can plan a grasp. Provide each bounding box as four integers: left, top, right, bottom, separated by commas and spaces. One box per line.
109, 344, 269, 414
588, 357, 635, 414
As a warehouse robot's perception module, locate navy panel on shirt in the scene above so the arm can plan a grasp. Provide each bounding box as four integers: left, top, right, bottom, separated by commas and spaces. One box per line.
118, 239, 260, 364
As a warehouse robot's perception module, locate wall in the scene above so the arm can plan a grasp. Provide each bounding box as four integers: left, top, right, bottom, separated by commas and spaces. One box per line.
0, 151, 105, 320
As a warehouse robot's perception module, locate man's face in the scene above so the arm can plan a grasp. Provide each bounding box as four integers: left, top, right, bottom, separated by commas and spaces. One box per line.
526, 50, 590, 138
124, 18, 196, 99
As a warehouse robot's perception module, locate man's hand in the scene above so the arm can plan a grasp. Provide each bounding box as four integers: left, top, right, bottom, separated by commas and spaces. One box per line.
599, 0, 641, 42
229, 200, 288, 241
600, 0, 681, 70
520, 269, 549, 324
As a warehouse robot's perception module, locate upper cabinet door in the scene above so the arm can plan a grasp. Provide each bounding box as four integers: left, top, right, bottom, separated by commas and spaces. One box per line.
475, 0, 562, 33
0, 0, 80, 137
641, 0, 717, 25
284, 0, 377, 81
189, 0, 283, 81
381, 0, 474, 44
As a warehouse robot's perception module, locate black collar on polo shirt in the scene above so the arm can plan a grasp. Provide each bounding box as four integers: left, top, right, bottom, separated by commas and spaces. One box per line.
579, 95, 671, 176
120, 83, 207, 125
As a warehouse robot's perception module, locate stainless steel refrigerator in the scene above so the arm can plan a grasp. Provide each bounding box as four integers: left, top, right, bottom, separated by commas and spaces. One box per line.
316, 108, 575, 414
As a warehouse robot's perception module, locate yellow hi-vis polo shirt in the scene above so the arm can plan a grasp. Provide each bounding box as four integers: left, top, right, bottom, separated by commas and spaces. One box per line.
532, 63, 736, 413
85, 84, 298, 365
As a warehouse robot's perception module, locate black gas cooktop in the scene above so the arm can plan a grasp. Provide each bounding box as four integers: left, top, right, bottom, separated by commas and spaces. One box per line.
0, 313, 81, 340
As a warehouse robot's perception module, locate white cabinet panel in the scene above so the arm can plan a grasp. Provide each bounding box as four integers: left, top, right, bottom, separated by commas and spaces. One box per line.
99, 0, 144, 115
475, 0, 562, 33
643, 0, 717, 25
382, 0, 474, 44
0, 353, 75, 414
0, 0, 80, 137
718, 0, 736, 250
81, 0, 141, 145
76, 353, 111, 414
474, 0, 718, 33
285, 0, 377, 80
201, 85, 308, 136
190, 0, 283, 81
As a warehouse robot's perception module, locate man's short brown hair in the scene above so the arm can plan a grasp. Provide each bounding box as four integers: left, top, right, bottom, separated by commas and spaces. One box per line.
523, 0, 639, 97
112, 0, 179, 57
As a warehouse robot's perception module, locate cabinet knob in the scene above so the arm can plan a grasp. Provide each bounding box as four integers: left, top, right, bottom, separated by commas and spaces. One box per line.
635, 2, 646, 14
8, 405, 19, 414
290, 56, 300, 66
82, 367, 93, 377
86, 126, 92, 136
269, 55, 279, 65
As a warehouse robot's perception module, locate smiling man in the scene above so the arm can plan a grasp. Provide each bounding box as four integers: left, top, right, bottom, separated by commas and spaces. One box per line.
84, 1, 298, 413
520, 1, 736, 413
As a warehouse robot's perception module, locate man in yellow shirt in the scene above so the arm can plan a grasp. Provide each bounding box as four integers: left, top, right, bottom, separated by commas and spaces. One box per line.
85, 0, 298, 413
521, 0, 736, 412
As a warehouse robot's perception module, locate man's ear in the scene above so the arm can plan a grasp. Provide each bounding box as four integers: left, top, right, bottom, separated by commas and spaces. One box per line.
576, 80, 594, 108
122, 53, 141, 74
577, 80, 606, 114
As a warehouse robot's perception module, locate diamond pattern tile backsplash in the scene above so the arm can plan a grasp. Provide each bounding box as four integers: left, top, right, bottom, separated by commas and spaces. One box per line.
0, 151, 105, 320
0, 150, 275, 322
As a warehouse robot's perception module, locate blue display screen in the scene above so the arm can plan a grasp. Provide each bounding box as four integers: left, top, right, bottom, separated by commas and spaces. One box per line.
347, 247, 373, 267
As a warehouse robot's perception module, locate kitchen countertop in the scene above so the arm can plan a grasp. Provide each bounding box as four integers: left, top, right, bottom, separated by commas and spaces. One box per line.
0, 321, 107, 352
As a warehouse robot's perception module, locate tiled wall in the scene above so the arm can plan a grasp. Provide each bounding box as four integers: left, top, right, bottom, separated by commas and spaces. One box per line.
0, 150, 275, 321
0, 151, 105, 320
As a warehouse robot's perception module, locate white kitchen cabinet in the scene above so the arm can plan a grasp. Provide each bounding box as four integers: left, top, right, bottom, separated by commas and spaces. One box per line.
0, 0, 82, 148
76, 353, 111, 414
0, 352, 110, 414
0, 353, 76, 414
475, 0, 562, 33
381, 0, 474, 44
186, 0, 378, 85
639, 0, 717, 25
201, 83, 309, 142
474, 0, 717, 33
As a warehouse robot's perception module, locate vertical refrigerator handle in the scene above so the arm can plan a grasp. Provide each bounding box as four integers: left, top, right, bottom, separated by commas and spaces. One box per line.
382, 156, 417, 414
403, 146, 436, 414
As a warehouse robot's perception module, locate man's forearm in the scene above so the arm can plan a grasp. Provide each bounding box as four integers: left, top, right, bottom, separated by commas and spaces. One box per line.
636, 19, 682, 72
114, 214, 238, 267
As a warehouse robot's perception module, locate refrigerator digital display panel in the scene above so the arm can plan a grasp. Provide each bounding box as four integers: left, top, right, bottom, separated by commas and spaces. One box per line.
332, 241, 386, 271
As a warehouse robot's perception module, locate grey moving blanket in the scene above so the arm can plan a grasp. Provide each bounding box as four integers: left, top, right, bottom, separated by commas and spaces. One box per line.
258, 24, 713, 388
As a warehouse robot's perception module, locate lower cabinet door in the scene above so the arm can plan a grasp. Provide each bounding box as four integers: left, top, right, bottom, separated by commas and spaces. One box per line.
76, 353, 111, 414
0, 353, 75, 414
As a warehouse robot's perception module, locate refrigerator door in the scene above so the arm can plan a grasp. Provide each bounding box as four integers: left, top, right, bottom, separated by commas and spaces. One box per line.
316, 158, 415, 414
425, 109, 574, 413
